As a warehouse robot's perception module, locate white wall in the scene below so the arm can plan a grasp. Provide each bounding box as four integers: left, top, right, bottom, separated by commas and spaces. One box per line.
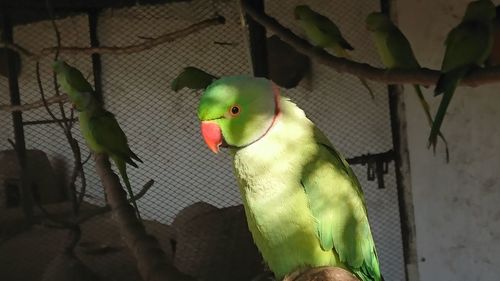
397, 0, 500, 280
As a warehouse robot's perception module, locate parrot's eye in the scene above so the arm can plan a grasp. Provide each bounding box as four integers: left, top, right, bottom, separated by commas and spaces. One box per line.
230, 105, 241, 116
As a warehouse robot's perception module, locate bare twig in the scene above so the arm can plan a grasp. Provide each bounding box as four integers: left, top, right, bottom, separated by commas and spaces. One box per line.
0, 94, 68, 112
0, 41, 36, 57
94, 154, 195, 281
242, 2, 500, 87
78, 179, 155, 224
36, 61, 66, 132
0, 16, 225, 61
23, 118, 77, 126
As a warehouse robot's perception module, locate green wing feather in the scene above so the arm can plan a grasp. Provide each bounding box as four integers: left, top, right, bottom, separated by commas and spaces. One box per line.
88, 111, 142, 166
65, 67, 95, 94
384, 28, 420, 69
313, 14, 353, 50
300, 128, 381, 281
441, 22, 492, 72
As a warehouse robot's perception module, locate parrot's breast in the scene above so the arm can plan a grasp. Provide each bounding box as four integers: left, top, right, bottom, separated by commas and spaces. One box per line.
232, 99, 338, 278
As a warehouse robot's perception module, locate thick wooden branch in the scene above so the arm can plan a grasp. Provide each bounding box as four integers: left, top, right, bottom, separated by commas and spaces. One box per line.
94, 153, 195, 281
242, 2, 500, 87
0, 16, 225, 60
284, 267, 360, 281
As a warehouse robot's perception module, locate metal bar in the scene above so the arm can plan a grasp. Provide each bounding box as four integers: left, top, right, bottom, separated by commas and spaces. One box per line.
88, 8, 103, 103
381, 1, 419, 279
2, 12, 34, 223
243, 0, 268, 78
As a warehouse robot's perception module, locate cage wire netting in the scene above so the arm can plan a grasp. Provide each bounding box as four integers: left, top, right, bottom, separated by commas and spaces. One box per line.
0, 0, 405, 280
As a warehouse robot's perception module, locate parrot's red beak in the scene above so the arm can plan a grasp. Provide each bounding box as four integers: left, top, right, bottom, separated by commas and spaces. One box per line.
200, 121, 223, 153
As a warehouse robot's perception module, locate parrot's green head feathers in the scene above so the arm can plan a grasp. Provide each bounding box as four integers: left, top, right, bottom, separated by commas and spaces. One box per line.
464, 0, 495, 22
197, 76, 279, 153
294, 5, 313, 20
365, 12, 393, 31
52, 60, 70, 74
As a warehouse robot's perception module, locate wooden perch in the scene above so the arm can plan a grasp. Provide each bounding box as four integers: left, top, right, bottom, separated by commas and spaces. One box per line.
242, 2, 500, 87
284, 267, 360, 281
93, 153, 195, 281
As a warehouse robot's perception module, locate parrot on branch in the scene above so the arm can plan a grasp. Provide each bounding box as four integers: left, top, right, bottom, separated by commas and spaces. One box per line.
197, 76, 382, 281
171, 66, 218, 92
294, 5, 374, 99
430, 0, 495, 149
366, 12, 449, 161
53, 60, 143, 220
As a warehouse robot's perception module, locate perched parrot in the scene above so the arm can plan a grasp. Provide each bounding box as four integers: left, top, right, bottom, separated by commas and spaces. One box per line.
366, 12, 449, 161
294, 5, 374, 99
171, 66, 218, 92
431, 0, 495, 148
53, 60, 143, 220
197, 76, 382, 281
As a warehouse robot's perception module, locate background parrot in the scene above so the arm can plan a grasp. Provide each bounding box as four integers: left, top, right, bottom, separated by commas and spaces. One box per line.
294, 5, 374, 99
366, 12, 449, 161
53, 60, 143, 220
197, 76, 382, 281
430, 0, 495, 148
171, 66, 218, 92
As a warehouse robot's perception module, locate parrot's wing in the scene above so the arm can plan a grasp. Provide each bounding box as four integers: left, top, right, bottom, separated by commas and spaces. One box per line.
66, 67, 95, 93
171, 67, 217, 92
441, 22, 492, 72
386, 28, 420, 68
300, 127, 381, 281
313, 14, 354, 50
88, 111, 142, 167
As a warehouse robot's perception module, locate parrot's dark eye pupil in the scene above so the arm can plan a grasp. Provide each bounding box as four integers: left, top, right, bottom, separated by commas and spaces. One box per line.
231, 106, 240, 115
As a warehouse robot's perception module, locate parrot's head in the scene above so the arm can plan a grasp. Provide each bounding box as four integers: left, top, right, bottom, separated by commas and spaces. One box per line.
464, 0, 495, 22
197, 76, 280, 153
52, 60, 70, 75
365, 12, 392, 32
294, 5, 313, 20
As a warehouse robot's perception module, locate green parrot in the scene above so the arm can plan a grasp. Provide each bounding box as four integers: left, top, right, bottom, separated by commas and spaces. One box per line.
171, 66, 218, 92
366, 12, 449, 160
431, 0, 495, 148
294, 5, 374, 99
197, 76, 382, 281
53, 60, 143, 220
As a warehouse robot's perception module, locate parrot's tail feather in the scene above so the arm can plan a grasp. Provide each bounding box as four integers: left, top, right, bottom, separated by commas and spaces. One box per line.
430, 67, 468, 151
336, 50, 374, 99
434, 66, 469, 96
114, 158, 142, 221
128, 149, 143, 164
413, 85, 450, 162
359, 77, 375, 99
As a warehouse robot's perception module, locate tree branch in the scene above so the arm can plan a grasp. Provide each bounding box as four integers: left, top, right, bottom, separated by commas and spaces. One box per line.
283, 267, 360, 281
0, 16, 225, 60
77, 179, 155, 224
241, 2, 500, 87
93, 154, 195, 281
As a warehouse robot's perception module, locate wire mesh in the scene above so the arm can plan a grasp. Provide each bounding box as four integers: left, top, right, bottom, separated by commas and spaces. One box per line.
0, 0, 405, 280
